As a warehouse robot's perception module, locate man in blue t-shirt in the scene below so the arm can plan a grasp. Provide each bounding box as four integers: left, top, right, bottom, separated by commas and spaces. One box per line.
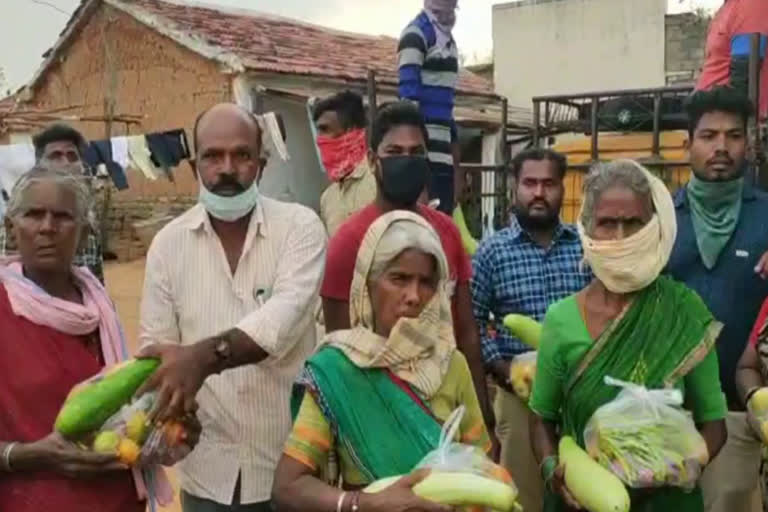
667, 86, 768, 512
397, 0, 459, 214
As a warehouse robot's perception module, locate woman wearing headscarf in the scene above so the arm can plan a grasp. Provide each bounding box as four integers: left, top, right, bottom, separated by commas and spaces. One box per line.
397, 0, 460, 215
0, 165, 188, 512
272, 211, 492, 512
529, 160, 728, 511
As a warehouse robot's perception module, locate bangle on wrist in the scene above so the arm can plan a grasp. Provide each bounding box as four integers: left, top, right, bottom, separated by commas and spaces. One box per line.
336, 491, 348, 512
2, 442, 18, 472
540, 455, 558, 490
349, 491, 361, 512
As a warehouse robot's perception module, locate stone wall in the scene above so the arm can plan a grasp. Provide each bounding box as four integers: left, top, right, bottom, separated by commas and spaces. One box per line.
665, 12, 710, 85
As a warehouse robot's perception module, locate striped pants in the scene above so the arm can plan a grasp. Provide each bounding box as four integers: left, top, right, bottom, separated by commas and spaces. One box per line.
426, 121, 456, 215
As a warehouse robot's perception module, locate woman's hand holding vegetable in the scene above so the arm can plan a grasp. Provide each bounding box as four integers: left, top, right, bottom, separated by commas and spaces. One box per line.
359, 470, 453, 512
9, 432, 126, 478
549, 465, 582, 510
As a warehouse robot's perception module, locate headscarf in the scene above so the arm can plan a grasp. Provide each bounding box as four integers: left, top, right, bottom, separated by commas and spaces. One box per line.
320, 210, 455, 397
577, 160, 677, 294
316, 128, 368, 182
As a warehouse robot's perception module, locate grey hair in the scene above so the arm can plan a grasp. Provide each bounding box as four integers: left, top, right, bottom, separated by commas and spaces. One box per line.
6, 163, 92, 227
369, 221, 445, 283
580, 159, 654, 233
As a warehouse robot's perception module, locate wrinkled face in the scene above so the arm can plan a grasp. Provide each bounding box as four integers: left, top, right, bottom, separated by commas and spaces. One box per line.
369, 249, 439, 338
40, 141, 81, 167
195, 109, 262, 196
514, 159, 564, 229
315, 111, 346, 139
11, 181, 83, 273
688, 110, 747, 182
590, 185, 653, 241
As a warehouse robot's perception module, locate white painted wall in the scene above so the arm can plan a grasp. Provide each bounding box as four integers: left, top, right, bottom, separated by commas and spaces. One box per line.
493, 0, 667, 107
258, 96, 329, 212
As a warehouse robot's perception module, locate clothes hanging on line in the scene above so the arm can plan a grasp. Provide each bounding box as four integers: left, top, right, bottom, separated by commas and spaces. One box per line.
127, 135, 158, 180
0, 144, 35, 195
0, 128, 190, 193
83, 140, 129, 190
145, 129, 190, 183
110, 136, 130, 170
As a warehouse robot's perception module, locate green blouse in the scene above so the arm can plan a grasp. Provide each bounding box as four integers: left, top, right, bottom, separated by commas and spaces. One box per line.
529, 294, 727, 430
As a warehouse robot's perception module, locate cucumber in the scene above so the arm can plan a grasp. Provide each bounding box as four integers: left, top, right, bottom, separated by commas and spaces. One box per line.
452, 206, 479, 256
502, 314, 543, 349
365, 471, 520, 511
55, 358, 160, 438
559, 436, 630, 512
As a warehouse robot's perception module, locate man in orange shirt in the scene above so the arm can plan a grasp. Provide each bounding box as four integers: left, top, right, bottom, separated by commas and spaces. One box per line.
696, 0, 767, 121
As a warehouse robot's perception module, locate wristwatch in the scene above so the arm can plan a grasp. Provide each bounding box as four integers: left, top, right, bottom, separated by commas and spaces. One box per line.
213, 337, 232, 368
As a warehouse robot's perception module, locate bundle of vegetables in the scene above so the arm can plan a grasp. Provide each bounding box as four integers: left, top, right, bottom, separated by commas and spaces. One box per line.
559, 436, 630, 512
583, 377, 708, 490
92, 393, 190, 466
365, 406, 522, 511
509, 351, 537, 402
54, 358, 190, 466
747, 387, 768, 443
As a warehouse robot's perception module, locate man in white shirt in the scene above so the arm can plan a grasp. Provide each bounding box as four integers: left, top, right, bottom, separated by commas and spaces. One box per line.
137, 103, 326, 511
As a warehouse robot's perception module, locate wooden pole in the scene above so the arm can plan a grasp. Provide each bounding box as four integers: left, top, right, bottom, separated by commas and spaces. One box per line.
367, 69, 378, 146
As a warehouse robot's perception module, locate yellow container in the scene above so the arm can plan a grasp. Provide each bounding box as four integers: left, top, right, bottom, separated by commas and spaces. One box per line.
553, 131, 691, 223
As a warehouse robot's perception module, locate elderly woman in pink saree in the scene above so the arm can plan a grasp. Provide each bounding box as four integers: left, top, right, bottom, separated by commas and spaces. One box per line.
0, 165, 181, 512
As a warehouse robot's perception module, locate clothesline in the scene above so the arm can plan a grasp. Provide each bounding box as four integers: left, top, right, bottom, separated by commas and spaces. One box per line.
0, 129, 190, 195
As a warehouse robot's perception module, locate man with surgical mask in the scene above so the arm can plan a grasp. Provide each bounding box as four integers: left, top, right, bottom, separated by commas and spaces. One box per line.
314, 90, 377, 237
398, 0, 460, 214
322, 101, 498, 455
471, 148, 592, 512
668, 87, 768, 512
137, 103, 326, 512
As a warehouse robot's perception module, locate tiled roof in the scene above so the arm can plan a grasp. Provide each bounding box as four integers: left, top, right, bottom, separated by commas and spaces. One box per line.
32, 0, 494, 98
128, 0, 493, 96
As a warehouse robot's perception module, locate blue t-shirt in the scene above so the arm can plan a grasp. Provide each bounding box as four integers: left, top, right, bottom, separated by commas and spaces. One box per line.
667, 185, 768, 409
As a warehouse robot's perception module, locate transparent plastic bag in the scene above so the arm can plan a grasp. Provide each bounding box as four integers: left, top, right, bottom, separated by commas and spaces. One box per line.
92, 392, 191, 467
584, 377, 709, 490
413, 407, 520, 512
747, 387, 768, 443
509, 351, 537, 402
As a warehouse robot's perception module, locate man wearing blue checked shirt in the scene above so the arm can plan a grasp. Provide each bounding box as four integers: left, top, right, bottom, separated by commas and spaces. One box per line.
471, 148, 591, 512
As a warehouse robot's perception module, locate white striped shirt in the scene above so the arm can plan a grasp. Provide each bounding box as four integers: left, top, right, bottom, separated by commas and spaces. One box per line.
139, 197, 326, 505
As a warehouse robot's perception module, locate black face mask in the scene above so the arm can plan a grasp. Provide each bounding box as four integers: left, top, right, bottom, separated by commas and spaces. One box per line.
378, 155, 430, 206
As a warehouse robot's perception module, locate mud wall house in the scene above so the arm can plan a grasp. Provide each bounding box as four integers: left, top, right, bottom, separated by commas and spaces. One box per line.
10, 0, 499, 260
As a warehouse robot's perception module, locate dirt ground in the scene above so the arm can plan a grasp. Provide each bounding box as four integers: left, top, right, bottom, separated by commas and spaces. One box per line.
104, 259, 182, 512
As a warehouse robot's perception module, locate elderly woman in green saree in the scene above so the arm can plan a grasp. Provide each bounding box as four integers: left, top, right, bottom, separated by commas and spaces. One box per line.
529, 159, 728, 512
272, 210, 492, 512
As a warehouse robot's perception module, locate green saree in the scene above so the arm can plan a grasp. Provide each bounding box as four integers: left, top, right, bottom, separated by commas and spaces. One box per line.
531, 276, 726, 512
302, 346, 442, 481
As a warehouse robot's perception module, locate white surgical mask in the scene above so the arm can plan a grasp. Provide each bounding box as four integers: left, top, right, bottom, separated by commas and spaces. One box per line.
198, 180, 260, 222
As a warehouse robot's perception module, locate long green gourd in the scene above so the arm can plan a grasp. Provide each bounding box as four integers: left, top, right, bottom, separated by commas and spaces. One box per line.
559, 436, 631, 512
364, 472, 521, 512
55, 358, 160, 438
452, 206, 479, 256
503, 314, 542, 349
